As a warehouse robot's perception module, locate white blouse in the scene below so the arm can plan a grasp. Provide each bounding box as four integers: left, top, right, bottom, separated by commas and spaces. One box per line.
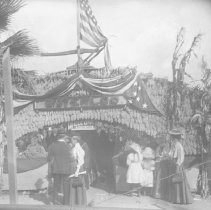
173, 142, 185, 166
72, 143, 85, 170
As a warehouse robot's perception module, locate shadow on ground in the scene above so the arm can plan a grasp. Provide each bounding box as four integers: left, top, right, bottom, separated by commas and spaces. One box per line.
28, 191, 52, 205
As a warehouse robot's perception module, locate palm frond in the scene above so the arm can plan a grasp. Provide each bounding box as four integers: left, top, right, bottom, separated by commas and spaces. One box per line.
179, 33, 203, 71
173, 27, 185, 59
201, 56, 208, 70
184, 71, 193, 79
24, 70, 38, 78
12, 68, 36, 94
0, 0, 25, 31
200, 57, 211, 89
190, 33, 203, 50
0, 30, 40, 58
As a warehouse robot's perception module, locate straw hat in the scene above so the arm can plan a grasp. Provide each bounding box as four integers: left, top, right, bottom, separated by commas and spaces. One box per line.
169, 129, 181, 137
143, 147, 155, 159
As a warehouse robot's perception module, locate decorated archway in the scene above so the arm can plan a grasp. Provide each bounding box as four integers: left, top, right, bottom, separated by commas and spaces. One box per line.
13, 103, 166, 141
2, 70, 166, 191
12, 71, 166, 141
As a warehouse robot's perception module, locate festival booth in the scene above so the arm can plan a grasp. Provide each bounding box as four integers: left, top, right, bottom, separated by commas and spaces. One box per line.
0, 0, 203, 195
2, 69, 166, 192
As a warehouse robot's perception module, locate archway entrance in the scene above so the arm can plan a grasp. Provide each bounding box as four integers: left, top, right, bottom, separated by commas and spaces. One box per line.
65, 120, 153, 192
74, 129, 117, 192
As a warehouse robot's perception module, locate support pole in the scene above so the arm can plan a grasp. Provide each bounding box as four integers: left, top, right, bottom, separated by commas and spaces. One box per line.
77, 0, 81, 73
2, 48, 17, 204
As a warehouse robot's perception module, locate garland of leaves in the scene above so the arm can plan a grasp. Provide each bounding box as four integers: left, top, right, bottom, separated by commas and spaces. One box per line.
12, 104, 166, 141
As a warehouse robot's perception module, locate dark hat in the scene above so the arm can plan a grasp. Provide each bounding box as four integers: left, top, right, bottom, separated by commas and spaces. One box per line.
56, 128, 67, 139
71, 135, 81, 141
68, 131, 79, 137
169, 129, 181, 137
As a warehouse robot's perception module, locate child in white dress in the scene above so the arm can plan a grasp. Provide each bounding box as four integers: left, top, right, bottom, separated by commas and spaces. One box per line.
126, 141, 145, 196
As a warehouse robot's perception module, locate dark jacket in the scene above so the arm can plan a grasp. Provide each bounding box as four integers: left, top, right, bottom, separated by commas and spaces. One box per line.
47, 140, 72, 174
46, 133, 57, 148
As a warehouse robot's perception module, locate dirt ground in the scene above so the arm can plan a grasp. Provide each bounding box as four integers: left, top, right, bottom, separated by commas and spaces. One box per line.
0, 187, 211, 210
0, 187, 162, 209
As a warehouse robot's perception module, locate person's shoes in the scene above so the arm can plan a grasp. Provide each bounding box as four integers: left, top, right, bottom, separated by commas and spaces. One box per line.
53, 200, 63, 205
154, 193, 161, 199
129, 192, 138, 196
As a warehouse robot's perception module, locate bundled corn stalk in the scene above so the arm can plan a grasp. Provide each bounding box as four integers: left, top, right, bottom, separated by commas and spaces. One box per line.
13, 104, 166, 141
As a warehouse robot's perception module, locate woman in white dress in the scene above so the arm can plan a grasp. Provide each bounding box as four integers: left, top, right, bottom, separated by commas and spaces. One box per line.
142, 147, 155, 196
126, 140, 145, 196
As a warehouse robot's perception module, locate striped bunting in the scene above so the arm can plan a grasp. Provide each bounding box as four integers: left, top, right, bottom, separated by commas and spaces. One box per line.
79, 71, 139, 95
79, 0, 106, 47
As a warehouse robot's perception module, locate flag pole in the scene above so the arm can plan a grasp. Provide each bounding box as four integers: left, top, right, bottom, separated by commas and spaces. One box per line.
77, 0, 81, 73
2, 48, 17, 204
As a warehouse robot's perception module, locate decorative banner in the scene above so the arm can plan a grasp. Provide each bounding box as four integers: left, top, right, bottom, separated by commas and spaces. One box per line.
68, 121, 96, 130
13, 71, 162, 116
34, 95, 127, 111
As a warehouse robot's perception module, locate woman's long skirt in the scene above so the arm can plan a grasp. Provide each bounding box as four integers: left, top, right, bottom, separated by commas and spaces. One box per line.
159, 159, 175, 202
159, 159, 193, 204
69, 175, 87, 206
154, 161, 161, 198
173, 165, 193, 204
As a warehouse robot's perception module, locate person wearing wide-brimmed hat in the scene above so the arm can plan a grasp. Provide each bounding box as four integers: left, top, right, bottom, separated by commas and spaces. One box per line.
126, 139, 145, 196
47, 128, 72, 205
161, 129, 193, 204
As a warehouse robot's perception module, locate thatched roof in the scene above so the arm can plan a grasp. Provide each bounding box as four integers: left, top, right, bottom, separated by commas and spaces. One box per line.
1, 67, 203, 155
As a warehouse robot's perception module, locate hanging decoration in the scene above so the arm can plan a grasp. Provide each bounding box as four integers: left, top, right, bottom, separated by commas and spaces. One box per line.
0, 66, 202, 156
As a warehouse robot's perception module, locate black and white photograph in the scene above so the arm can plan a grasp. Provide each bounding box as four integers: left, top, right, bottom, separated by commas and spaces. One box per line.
0, 0, 211, 209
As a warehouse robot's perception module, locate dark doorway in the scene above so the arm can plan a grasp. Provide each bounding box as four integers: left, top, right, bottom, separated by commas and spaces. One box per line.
77, 130, 115, 191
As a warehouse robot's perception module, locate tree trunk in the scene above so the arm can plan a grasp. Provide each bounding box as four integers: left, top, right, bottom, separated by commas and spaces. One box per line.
170, 65, 178, 128
197, 132, 209, 198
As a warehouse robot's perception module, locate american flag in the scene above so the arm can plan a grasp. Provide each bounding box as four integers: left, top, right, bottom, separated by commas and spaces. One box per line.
125, 78, 162, 115
79, 0, 107, 48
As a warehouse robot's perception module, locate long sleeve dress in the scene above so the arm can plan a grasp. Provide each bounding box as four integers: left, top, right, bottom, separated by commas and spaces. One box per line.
69, 143, 87, 206
171, 141, 193, 204
81, 142, 91, 189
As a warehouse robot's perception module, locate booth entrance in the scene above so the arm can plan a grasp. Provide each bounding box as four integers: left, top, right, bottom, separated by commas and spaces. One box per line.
73, 129, 117, 192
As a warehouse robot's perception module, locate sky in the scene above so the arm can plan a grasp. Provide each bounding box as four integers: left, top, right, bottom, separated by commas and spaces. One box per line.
9, 0, 211, 81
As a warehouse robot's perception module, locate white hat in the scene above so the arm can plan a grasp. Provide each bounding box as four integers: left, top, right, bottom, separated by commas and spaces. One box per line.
143, 147, 155, 159
169, 129, 181, 136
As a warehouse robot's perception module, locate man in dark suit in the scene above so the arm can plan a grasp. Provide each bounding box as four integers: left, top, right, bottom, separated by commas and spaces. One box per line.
47, 128, 71, 205
46, 127, 57, 148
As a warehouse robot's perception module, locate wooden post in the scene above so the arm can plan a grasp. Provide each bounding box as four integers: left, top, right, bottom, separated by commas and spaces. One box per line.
77, 0, 81, 73
2, 48, 17, 204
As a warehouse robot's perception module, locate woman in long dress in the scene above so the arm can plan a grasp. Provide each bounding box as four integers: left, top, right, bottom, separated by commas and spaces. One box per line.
126, 141, 145, 196
168, 129, 193, 204
78, 138, 91, 189
68, 135, 87, 206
